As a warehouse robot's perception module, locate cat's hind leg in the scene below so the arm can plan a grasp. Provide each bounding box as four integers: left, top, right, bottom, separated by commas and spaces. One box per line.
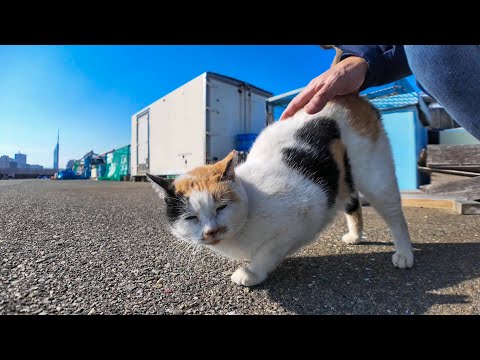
351, 141, 414, 269
342, 193, 364, 244
365, 193, 414, 269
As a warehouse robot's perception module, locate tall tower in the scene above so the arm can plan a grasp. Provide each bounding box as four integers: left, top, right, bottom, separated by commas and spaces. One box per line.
53, 129, 59, 171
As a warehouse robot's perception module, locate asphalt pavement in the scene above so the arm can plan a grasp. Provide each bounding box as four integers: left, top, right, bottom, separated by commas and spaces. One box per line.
1, 179, 480, 315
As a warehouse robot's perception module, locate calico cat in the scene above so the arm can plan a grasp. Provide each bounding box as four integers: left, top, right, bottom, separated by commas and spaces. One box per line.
147, 94, 414, 287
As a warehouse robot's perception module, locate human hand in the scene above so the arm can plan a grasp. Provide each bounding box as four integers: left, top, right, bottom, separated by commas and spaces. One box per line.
279, 56, 369, 120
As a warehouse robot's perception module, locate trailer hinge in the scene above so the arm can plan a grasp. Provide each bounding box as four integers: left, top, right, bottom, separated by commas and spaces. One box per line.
206, 107, 220, 114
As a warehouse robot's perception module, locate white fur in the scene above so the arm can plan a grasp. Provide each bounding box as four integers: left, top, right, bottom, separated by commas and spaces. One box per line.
174, 184, 249, 247
342, 214, 363, 244
165, 97, 414, 286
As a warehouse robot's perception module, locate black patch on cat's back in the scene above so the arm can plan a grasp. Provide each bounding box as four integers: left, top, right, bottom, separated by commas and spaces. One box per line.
164, 193, 187, 223
282, 117, 341, 207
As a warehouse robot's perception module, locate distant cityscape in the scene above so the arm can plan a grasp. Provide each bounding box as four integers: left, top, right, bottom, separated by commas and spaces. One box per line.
0, 152, 44, 170
1, 130, 61, 178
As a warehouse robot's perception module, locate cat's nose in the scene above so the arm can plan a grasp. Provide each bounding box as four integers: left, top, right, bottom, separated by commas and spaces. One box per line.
204, 228, 220, 237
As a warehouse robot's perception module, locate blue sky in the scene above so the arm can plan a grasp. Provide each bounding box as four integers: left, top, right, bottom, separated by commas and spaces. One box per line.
0, 45, 418, 168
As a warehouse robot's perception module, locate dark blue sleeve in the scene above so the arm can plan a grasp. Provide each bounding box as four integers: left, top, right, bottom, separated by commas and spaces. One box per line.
336, 45, 413, 90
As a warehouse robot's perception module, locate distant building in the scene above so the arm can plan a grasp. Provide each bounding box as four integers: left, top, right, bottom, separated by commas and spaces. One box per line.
1, 153, 46, 173
0, 155, 10, 169
1, 156, 20, 169
53, 130, 59, 171
15, 152, 27, 168
1, 156, 9, 168
66, 160, 75, 169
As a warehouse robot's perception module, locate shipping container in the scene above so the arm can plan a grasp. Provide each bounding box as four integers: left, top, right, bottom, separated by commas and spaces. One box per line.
130, 72, 272, 179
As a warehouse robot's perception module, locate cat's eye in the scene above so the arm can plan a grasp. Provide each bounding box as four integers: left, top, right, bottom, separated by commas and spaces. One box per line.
185, 215, 198, 221
217, 204, 228, 212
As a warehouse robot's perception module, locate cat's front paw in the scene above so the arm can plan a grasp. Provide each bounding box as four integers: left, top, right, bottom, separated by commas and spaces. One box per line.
231, 266, 267, 287
392, 250, 414, 269
342, 233, 363, 244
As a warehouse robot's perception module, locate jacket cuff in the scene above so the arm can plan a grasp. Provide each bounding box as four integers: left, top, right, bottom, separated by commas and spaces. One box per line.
338, 46, 386, 91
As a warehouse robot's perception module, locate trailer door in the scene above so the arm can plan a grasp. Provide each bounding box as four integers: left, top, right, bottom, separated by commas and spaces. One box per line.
136, 111, 149, 175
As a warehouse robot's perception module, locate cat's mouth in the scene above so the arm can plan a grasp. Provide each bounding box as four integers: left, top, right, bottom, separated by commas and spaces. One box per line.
201, 226, 227, 246
203, 238, 222, 246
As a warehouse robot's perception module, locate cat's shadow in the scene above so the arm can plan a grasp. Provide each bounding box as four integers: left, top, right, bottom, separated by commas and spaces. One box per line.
255, 242, 480, 314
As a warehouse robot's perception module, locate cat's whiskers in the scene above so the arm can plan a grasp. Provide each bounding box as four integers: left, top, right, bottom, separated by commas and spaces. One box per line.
187, 242, 202, 266
168, 239, 189, 254
162, 221, 202, 263
177, 241, 194, 264
191, 243, 203, 265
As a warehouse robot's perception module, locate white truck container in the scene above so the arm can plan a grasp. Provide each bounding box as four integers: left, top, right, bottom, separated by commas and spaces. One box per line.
131, 72, 273, 179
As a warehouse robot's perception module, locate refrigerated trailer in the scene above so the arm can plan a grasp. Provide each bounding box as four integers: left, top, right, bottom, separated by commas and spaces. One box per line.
130, 72, 273, 179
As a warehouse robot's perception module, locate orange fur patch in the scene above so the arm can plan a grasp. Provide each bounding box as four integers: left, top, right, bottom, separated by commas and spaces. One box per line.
332, 94, 383, 141
173, 151, 239, 202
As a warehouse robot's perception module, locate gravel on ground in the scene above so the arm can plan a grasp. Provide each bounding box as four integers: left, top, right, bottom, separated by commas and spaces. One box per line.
1, 179, 479, 315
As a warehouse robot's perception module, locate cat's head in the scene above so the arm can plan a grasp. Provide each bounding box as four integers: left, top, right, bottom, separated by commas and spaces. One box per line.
147, 150, 248, 246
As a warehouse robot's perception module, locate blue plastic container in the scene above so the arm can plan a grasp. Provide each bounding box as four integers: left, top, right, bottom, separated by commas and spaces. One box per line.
236, 133, 257, 152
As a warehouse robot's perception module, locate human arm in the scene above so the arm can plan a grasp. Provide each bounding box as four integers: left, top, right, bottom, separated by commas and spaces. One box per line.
280, 45, 413, 120
337, 45, 413, 90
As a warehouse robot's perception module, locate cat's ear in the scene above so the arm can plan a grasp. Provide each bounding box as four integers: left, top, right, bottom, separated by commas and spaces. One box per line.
218, 150, 237, 182
146, 173, 175, 199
